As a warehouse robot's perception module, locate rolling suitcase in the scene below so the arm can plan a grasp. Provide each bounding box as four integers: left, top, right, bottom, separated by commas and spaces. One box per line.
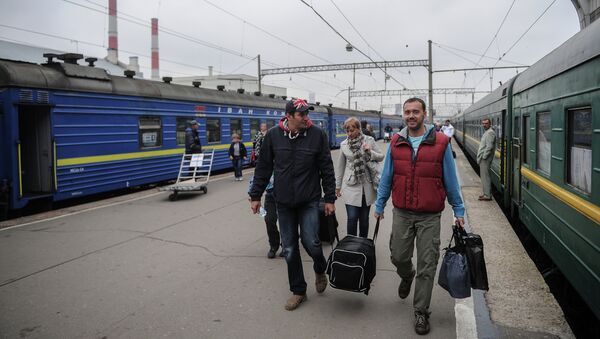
325, 219, 380, 295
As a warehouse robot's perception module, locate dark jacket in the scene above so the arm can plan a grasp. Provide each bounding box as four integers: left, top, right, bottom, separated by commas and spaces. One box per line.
249, 118, 336, 207
390, 129, 449, 213
185, 127, 202, 154
228, 142, 247, 158
362, 128, 375, 138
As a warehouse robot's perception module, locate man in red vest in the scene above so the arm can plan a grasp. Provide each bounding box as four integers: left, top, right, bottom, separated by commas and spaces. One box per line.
374, 97, 465, 335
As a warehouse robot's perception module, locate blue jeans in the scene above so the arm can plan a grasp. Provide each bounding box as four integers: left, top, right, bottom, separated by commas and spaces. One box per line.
277, 200, 327, 295
231, 156, 243, 178
345, 194, 371, 238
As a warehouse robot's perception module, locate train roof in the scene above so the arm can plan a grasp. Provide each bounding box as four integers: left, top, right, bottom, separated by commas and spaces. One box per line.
512, 18, 600, 94
460, 76, 516, 118
0, 57, 329, 114
329, 106, 380, 118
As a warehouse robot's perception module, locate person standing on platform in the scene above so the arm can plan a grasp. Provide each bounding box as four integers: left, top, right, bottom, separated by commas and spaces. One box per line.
185, 120, 202, 154
335, 117, 384, 237
252, 123, 268, 165
228, 134, 247, 181
477, 118, 496, 201
441, 119, 456, 158
250, 122, 283, 259
361, 120, 375, 138
249, 98, 336, 311
374, 97, 465, 335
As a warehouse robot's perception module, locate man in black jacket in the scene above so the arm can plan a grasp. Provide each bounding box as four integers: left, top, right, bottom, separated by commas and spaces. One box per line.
249, 98, 336, 311
185, 120, 202, 154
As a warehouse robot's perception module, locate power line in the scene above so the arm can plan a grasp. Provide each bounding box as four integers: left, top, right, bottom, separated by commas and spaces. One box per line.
475, 0, 517, 67
298, 0, 409, 89
57, 0, 356, 91
432, 42, 527, 65
474, 0, 557, 88
328, 0, 386, 62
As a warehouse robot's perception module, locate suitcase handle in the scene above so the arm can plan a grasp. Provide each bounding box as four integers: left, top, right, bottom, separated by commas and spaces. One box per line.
372, 219, 380, 243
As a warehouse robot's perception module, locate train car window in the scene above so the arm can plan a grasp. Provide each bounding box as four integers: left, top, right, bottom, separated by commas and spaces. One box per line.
206, 118, 221, 144
567, 107, 592, 193
336, 121, 345, 134
139, 116, 162, 148
496, 117, 502, 151
514, 116, 520, 140
536, 112, 551, 175
176, 117, 189, 146
523, 116, 530, 165
266, 119, 275, 129
250, 119, 260, 139
230, 118, 242, 139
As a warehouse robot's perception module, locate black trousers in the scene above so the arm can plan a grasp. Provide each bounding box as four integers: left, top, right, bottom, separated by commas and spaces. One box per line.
264, 191, 280, 249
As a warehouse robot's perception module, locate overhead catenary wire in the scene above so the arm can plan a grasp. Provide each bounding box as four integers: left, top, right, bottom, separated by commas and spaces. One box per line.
473, 0, 557, 89
432, 42, 527, 66
475, 0, 517, 67
70, 0, 360, 90
298, 0, 409, 90
56, 0, 361, 92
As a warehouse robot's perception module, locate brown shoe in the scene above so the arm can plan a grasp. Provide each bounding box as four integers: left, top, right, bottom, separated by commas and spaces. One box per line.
478, 196, 492, 201
284, 294, 307, 311
315, 273, 327, 293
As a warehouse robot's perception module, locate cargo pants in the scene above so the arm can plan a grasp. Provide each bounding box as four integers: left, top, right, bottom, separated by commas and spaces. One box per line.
479, 158, 493, 198
390, 208, 441, 314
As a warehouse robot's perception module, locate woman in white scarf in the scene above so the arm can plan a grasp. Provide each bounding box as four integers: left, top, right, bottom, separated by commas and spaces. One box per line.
335, 117, 384, 237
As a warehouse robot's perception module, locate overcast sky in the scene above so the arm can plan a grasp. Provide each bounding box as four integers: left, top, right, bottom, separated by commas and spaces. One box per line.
0, 0, 581, 114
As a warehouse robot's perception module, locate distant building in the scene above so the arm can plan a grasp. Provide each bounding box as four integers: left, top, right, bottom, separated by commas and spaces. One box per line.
0, 40, 141, 78
172, 68, 286, 97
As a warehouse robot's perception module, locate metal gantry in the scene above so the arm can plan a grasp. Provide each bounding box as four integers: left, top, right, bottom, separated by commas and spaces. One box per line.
260, 60, 429, 76
350, 88, 478, 97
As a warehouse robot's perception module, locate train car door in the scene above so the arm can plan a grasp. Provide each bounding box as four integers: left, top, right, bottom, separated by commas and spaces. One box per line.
510, 111, 524, 215
18, 105, 54, 196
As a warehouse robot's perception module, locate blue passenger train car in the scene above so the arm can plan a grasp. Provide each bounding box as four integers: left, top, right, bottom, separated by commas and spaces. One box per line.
0, 54, 406, 214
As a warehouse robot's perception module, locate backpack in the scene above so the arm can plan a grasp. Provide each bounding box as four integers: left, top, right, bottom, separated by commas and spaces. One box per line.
325, 219, 380, 295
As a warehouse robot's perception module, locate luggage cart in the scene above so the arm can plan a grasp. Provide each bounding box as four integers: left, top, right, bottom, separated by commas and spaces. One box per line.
160, 150, 215, 201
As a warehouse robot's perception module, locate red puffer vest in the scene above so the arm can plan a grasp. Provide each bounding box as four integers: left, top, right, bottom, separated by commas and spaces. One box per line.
390, 129, 449, 213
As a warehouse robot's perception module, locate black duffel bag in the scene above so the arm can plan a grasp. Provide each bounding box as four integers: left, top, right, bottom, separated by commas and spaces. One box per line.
458, 228, 489, 291
438, 226, 471, 299
325, 219, 380, 295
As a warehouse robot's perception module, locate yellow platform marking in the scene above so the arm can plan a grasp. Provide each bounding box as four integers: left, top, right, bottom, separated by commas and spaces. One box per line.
521, 167, 600, 225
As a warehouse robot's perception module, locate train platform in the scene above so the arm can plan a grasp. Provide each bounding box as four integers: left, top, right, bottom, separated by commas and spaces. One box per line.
0, 142, 573, 338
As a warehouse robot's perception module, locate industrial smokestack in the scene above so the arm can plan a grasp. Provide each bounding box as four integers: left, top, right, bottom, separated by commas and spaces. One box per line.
208, 66, 213, 77
107, 0, 118, 64
151, 18, 159, 80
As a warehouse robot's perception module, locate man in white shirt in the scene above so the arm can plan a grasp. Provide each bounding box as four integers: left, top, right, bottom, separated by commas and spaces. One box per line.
441, 120, 454, 138
441, 120, 456, 158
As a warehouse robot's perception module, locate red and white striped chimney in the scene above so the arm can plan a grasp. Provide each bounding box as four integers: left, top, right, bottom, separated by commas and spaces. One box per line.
107, 0, 118, 64
151, 18, 159, 80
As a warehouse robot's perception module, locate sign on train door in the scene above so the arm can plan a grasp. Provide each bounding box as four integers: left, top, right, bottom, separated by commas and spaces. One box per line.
18, 105, 54, 196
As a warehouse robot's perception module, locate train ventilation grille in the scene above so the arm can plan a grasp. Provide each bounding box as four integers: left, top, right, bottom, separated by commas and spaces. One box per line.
19, 89, 33, 103
37, 91, 49, 104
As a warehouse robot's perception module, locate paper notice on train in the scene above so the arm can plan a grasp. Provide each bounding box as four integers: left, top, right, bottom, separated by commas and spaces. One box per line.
190, 154, 204, 167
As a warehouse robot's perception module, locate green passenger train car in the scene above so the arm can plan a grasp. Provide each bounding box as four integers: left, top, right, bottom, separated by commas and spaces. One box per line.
453, 19, 600, 319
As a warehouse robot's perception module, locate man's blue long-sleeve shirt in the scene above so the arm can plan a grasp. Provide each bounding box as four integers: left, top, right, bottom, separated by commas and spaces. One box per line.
374, 126, 465, 217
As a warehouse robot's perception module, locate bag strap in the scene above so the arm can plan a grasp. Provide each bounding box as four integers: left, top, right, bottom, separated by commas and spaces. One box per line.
372, 218, 380, 242
329, 214, 339, 244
